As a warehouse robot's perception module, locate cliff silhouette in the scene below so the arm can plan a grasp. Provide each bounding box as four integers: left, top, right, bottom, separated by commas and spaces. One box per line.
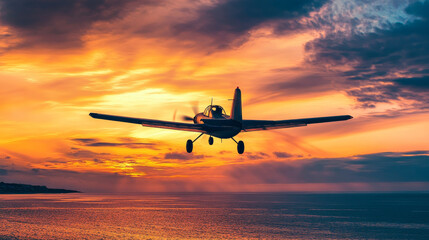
0, 182, 79, 194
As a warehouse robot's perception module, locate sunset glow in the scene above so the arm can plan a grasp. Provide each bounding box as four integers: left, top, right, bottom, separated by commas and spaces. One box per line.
1, 0, 428, 193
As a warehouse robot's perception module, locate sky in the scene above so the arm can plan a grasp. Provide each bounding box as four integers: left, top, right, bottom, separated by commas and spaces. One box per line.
0, 0, 428, 193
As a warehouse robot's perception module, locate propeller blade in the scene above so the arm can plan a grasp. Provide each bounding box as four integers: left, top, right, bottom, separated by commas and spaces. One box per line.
181, 115, 194, 121
190, 101, 199, 115
173, 109, 178, 121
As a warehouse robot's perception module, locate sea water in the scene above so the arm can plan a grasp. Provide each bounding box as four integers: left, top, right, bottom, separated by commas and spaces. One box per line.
0, 193, 428, 239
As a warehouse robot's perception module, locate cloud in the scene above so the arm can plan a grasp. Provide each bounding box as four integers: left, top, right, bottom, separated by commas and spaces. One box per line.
2, 150, 429, 192
245, 152, 270, 160
264, 74, 330, 91
0, 0, 330, 51
65, 148, 111, 159
258, 73, 344, 101
0, 0, 157, 49
72, 138, 97, 143
175, 0, 328, 48
0, 155, 11, 160
225, 151, 429, 184
87, 142, 156, 148
273, 152, 294, 158
0, 164, 229, 192
305, 0, 429, 108
71, 138, 158, 149
164, 152, 205, 160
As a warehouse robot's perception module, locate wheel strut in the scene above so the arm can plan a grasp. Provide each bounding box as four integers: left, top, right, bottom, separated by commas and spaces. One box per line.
186, 133, 204, 153
193, 133, 204, 143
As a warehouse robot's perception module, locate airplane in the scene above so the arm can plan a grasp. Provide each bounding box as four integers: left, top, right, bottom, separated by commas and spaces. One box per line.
89, 87, 352, 154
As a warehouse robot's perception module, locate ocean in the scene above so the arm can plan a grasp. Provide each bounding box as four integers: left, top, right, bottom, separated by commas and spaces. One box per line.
0, 193, 428, 239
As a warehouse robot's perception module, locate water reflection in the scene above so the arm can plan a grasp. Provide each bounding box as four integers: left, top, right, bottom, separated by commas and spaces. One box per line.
0, 193, 428, 239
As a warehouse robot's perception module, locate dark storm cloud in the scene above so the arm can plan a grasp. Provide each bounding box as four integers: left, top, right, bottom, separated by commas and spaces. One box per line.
71, 138, 157, 149
404, 150, 429, 155
0, 0, 156, 49
395, 76, 429, 90
305, 0, 429, 108
175, 0, 328, 48
0, 169, 7, 175
225, 151, 429, 184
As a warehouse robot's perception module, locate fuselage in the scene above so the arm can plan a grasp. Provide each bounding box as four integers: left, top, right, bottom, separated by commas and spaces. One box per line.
192, 105, 241, 138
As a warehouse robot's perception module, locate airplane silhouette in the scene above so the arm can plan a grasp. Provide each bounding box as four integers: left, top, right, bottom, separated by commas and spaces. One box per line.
90, 87, 352, 154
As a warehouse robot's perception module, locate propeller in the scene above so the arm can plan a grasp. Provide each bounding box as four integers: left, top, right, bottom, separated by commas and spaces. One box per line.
173, 101, 199, 122
181, 115, 194, 121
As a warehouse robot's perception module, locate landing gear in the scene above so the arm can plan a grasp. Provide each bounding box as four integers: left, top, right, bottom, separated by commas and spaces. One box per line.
237, 141, 244, 154
186, 133, 204, 153
186, 139, 193, 153
187, 134, 245, 154
232, 137, 245, 154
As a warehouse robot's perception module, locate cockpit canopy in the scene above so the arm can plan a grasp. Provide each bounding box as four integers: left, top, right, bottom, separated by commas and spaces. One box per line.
203, 105, 226, 118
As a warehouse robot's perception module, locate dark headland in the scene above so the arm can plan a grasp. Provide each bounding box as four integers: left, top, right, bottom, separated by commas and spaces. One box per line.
0, 182, 79, 194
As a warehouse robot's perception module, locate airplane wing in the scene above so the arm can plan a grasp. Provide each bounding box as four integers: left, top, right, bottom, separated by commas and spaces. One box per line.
242, 115, 352, 132
89, 113, 205, 133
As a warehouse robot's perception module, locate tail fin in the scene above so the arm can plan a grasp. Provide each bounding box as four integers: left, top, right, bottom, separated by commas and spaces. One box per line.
230, 87, 242, 122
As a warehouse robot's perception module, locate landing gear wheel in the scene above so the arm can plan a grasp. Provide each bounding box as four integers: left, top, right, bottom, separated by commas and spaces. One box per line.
237, 141, 245, 154
186, 139, 193, 153
208, 136, 214, 145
